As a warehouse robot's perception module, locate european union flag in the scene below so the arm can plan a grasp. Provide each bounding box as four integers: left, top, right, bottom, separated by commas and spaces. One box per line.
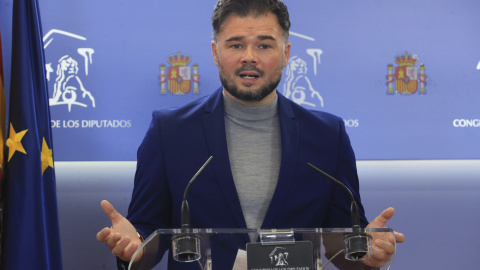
1, 0, 63, 269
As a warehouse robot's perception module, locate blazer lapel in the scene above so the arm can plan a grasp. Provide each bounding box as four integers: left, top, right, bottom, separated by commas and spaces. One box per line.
202, 88, 248, 231
261, 94, 299, 229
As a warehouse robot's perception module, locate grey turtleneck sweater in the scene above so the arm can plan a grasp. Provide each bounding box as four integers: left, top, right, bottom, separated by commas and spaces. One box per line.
223, 91, 282, 240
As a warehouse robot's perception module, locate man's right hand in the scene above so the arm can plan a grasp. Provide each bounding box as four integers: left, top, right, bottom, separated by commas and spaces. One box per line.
96, 200, 143, 262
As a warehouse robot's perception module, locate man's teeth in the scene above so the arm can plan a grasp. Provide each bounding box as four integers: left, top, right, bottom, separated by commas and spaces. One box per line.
241, 75, 258, 79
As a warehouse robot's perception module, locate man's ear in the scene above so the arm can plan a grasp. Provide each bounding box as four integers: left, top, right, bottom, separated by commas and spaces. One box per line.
283, 42, 291, 67
211, 41, 218, 66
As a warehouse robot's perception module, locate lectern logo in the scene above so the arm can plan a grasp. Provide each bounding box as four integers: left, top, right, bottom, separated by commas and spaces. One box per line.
386, 51, 427, 95
159, 51, 200, 95
269, 247, 289, 266
247, 241, 312, 269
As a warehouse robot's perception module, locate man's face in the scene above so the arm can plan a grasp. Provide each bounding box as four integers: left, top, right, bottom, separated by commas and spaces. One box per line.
212, 12, 291, 106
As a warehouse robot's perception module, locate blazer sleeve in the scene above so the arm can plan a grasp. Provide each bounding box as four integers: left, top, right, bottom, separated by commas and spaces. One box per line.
322, 117, 368, 228
117, 111, 172, 269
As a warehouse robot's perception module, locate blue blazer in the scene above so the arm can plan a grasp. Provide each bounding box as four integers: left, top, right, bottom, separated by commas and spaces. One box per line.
125, 87, 367, 269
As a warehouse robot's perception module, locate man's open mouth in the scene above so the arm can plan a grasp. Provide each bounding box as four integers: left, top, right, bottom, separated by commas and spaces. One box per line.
240, 74, 259, 79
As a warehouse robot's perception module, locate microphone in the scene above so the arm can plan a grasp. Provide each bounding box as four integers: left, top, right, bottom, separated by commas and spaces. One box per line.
172, 156, 213, 262
307, 163, 372, 261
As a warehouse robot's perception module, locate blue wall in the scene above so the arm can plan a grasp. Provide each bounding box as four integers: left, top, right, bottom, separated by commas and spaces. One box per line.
1, 0, 479, 161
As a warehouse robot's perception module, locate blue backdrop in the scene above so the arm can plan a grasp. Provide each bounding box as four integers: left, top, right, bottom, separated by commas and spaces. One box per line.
1, 0, 480, 161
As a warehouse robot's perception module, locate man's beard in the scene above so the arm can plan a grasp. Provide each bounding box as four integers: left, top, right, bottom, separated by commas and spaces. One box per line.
218, 63, 284, 103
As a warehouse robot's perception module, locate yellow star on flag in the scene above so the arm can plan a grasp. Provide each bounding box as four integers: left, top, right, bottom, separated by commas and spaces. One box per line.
41, 137, 54, 174
6, 123, 28, 161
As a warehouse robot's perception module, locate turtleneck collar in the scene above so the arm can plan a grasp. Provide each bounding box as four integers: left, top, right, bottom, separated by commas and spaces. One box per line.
222, 90, 278, 121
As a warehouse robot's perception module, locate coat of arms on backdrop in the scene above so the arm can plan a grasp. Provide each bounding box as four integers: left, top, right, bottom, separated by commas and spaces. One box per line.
159, 51, 200, 95
386, 51, 427, 95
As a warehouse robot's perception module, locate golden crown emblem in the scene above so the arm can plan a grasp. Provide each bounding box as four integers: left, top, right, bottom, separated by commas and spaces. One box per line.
167, 51, 191, 67
394, 51, 418, 67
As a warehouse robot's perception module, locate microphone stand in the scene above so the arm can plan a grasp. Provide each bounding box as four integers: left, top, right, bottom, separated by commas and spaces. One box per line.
171, 156, 213, 262
307, 163, 372, 262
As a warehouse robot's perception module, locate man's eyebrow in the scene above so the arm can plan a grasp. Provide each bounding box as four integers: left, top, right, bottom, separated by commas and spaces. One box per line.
225, 36, 244, 42
258, 35, 276, 41
224, 35, 276, 42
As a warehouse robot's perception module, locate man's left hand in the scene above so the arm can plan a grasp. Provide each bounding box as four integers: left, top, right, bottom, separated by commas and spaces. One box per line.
362, 207, 405, 268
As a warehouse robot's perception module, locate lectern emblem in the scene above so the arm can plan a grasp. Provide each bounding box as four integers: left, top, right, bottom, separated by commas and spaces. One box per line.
270, 247, 289, 266
159, 51, 200, 95
386, 51, 427, 95
247, 241, 312, 270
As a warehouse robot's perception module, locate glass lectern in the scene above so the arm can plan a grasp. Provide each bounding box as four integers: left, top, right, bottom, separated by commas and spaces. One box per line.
129, 227, 396, 270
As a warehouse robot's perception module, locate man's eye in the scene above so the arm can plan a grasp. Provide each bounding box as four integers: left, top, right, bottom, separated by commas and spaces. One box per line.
231, 44, 242, 49
260, 44, 271, 49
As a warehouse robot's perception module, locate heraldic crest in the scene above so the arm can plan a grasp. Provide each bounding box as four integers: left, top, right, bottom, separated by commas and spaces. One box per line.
386, 51, 426, 95
159, 51, 200, 95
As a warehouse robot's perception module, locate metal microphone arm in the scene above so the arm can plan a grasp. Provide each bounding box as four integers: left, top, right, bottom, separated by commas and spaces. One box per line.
307, 162, 372, 261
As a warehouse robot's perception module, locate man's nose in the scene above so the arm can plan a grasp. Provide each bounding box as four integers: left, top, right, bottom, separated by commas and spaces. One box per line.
241, 46, 257, 64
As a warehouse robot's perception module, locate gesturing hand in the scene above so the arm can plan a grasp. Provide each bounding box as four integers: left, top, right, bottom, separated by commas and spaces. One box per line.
96, 200, 143, 262
362, 208, 405, 268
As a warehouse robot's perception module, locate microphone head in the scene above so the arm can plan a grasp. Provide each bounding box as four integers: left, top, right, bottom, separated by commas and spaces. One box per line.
181, 200, 190, 228
343, 226, 372, 261
171, 234, 201, 262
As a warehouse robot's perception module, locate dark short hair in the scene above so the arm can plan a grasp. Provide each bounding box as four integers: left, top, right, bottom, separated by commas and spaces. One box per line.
212, 0, 291, 43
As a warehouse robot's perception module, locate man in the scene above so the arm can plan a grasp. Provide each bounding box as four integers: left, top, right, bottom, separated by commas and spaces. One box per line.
97, 0, 405, 269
